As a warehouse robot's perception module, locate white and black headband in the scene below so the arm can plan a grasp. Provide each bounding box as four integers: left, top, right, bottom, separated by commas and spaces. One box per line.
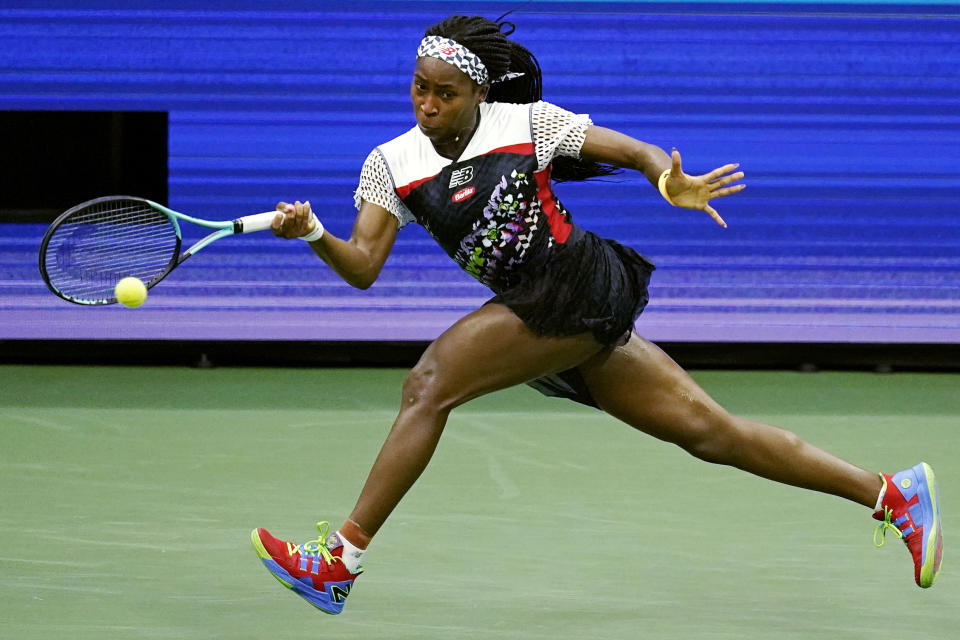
417, 35, 524, 85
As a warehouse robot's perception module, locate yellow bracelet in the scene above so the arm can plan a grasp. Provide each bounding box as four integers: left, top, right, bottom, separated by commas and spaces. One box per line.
658, 168, 677, 206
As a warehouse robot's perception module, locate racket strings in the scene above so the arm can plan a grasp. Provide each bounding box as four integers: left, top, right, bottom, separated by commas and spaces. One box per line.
44, 200, 180, 303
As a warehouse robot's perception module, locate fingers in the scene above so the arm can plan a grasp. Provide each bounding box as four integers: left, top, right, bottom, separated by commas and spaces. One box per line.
710, 183, 746, 198
271, 200, 314, 238
669, 147, 683, 177
704, 205, 727, 229
271, 212, 285, 233
704, 163, 745, 203
708, 168, 745, 188
705, 163, 741, 182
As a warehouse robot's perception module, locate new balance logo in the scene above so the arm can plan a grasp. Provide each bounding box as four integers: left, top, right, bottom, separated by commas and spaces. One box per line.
329, 583, 351, 603
449, 165, 474, 188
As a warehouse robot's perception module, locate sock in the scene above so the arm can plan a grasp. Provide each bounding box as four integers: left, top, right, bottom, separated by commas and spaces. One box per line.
337, 533, 366, 573
339, 518, 372, 549
336, 519, 372, 574
873, 473, 888, 512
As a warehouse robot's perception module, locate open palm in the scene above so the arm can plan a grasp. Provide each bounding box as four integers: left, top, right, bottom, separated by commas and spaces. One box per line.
662, 148, 745, 227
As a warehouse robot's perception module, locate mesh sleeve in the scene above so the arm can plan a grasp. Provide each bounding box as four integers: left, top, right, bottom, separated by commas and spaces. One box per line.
353, 149, 415, 228
531, 101, 593, 171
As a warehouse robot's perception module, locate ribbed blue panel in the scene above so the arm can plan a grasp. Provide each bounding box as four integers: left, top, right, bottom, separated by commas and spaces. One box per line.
1, 2, 958, 342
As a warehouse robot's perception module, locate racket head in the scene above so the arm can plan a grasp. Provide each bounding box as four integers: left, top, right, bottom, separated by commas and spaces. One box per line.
38, 196, 182, 305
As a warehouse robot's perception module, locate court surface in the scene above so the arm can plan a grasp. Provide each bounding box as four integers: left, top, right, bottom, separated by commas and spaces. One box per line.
1, 365, 956, 639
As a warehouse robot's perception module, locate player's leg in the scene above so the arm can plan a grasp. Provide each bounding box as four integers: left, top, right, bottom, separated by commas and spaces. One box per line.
347, 302, 604, 537
578, 335, 942, 587
578, 335, 881, 505
253, 303, 604, 612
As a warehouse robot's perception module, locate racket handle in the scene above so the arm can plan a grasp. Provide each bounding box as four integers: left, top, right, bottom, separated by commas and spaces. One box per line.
233, 211, 279, 234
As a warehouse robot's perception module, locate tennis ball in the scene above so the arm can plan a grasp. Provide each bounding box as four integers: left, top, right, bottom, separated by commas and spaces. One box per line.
115, 277, 147, 308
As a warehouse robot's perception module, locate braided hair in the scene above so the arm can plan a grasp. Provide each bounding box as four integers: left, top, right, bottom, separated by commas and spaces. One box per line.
424, 15, 619, 182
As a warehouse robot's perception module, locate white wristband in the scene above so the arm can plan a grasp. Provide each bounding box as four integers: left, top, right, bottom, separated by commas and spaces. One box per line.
299, 214, 324, 242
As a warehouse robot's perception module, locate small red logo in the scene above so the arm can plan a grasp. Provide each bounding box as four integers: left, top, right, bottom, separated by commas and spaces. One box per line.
452, 186, 476, 203
440, 46, 457, 56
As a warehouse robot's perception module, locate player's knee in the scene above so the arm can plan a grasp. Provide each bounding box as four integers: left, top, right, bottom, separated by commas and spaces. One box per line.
680, 412, 739, 464
400, 362, 459, 414
400, 365, 437, 408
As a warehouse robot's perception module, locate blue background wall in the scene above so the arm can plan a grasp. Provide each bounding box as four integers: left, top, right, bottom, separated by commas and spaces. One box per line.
1, 1, 958, 343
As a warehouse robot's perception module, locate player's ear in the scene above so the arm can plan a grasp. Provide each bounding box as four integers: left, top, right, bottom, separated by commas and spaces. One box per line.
477, 84, 489, 104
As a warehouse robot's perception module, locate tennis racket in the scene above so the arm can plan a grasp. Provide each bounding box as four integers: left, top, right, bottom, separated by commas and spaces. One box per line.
39, 195, 278, 305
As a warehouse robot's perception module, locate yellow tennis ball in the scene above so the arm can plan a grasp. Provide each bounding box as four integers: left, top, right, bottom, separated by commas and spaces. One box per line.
115, 277, 147, 308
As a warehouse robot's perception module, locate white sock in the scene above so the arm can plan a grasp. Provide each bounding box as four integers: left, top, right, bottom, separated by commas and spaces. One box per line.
873, 475, 887, 512
337, 532, 366, 573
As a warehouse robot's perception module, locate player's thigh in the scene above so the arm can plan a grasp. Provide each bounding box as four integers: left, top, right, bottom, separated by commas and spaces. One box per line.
578, 335, 732, 447
406, 303, 605, 410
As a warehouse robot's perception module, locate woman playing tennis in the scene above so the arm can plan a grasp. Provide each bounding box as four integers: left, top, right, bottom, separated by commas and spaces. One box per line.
251, 15, 942, 614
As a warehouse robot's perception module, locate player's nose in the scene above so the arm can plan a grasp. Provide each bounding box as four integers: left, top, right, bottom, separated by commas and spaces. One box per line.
419, 96, 439, 117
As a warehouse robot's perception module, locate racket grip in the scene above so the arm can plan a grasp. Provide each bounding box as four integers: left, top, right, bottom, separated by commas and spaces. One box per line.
234, 211, 279, 234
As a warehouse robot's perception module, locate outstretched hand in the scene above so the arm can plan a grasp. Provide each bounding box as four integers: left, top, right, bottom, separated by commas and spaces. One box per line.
661, 148, 745, 228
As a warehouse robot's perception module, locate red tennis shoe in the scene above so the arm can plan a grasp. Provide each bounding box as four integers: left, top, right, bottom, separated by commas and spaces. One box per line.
873, 462, 943, 588
251, 522, 361, 614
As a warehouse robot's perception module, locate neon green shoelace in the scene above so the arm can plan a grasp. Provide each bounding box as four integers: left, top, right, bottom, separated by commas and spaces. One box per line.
300, 521, 339, 566
873, 506, 904, 548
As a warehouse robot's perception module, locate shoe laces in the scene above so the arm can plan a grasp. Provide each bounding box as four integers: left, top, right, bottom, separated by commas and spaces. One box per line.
300, 521, 339, 567
873, 506, 905, 548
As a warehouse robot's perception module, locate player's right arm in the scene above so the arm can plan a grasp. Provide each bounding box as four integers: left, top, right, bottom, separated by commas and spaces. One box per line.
272, 199, 398, 290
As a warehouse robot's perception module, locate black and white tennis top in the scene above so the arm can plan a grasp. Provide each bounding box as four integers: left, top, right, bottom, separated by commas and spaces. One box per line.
354, 101, 592, 292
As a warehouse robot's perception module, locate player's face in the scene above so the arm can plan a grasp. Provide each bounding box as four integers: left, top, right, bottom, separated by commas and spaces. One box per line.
411, 57, 487, 144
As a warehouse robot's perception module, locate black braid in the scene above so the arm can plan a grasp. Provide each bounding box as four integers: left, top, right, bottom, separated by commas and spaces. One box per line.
424, 15, 619, 183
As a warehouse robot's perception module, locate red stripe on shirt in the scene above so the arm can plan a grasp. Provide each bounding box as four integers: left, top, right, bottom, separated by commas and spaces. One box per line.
395, 143, 531, 200
396, 173, 438, 200
481, 142, 534, 157
534, 164, 571, 244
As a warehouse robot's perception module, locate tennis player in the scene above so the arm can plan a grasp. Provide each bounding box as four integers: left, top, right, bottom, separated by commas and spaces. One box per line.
251, 15, 942, 614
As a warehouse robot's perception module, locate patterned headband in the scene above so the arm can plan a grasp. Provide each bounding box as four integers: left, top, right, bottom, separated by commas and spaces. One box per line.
417, 35, 490, 85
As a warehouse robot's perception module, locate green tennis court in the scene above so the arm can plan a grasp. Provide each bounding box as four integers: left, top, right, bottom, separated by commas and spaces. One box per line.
1, 365, 955, 639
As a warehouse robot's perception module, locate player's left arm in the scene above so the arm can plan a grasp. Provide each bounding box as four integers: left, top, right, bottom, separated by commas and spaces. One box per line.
580, 125, 745, 227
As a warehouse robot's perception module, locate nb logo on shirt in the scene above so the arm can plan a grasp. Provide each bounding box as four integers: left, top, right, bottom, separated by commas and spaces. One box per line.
449, 166, 474, 188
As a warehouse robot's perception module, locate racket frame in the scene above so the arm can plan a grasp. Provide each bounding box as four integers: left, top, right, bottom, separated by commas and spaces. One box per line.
38, 195, 278, 305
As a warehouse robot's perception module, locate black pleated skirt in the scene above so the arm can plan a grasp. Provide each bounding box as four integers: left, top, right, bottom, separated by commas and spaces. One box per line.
488, 229, 655, 346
